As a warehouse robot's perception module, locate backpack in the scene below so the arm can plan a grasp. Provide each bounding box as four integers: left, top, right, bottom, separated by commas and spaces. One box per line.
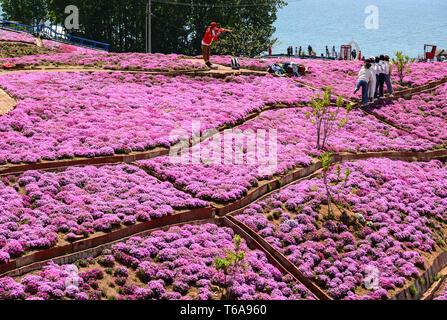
231, 57, 240, 70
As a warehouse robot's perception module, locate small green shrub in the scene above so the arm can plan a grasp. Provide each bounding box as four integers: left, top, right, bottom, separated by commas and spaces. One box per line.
409, 284, 419, 297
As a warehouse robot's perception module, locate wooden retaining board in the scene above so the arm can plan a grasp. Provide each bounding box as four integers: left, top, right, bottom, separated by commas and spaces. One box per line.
0, 207, 214, 275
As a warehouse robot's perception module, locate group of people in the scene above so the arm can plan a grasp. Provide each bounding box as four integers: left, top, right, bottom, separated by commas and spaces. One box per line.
354, 55, 394, 106
287, 45, 338, 58
325, 46, 338, 58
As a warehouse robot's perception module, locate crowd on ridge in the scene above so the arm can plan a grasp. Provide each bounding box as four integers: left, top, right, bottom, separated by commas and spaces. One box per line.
354, 55, 394, 106
287, 45, 341, 58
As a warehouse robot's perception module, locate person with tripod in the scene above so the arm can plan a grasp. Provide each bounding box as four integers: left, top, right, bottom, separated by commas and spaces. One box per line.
202, 22, 232, 69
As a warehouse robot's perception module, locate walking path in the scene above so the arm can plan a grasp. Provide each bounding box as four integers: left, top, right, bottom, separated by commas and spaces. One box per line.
0, 61, 267, 78
35, 37, 43, 47
0, 88, 16, 115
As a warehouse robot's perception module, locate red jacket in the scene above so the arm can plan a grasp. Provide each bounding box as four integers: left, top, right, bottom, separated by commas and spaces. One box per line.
202, 27, 225, 46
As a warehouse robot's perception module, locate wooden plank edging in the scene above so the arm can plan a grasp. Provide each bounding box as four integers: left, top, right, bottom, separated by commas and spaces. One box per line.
218, 217, 320, 300
2, 218, 215, 278
224, 216, 331, 300
0, 207, 214, 275
392, 251, 447, 300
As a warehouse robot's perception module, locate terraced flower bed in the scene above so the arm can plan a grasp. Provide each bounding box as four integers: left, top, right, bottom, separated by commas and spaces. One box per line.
139, 107, 436, 203
366, 84, 447, 145
0, 42, 54, 58
0, 72, 318, 165
210, 56, 361, 98
0, 224, 315, 300
233, 158, 447, 299
392, 62, 447, 87
415, 83, 447, 120
212, 56, 447, 96
210, 56, 361, 74
41, 40, 101, 54
0, 164, 208, 265
0, 52, 207, 71
0, 48, 446, 301
0, 29, 36, 44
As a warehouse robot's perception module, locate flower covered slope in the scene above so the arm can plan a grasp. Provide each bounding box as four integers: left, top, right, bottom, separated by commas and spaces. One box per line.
41, 40, 100, 54
0, 52, 207, 71
0, 72, 318, 165
139, 107, 436, 203
0, 29, 36, 44
235, 158, 447, 300
393, 62, 447, 87
211, 55, 447, 96
211, 56, 362, 98
210, 56, 362, 73
0, 224, 315, 300
0, 164, 208, 264
366, 84, 447, 145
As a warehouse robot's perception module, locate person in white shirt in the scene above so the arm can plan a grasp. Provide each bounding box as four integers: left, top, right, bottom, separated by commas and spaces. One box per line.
377, 55, 388, 98
368, 57, 378, 102
384, 55, 394, 97
354, 62, 374, 106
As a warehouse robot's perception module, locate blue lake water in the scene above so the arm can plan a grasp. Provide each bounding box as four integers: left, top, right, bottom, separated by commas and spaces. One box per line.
273, 0, 447, 58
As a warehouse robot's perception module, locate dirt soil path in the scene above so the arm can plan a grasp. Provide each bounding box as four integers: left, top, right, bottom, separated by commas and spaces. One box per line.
35, 37, 43, 47
0, 88, 16, 115
0, 64, 268, 77
182, 58, 267, 76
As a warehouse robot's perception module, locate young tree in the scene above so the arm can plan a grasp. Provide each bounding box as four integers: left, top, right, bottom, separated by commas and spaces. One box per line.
319, 152, 351, 219
305, 88, 351, 150
320, 152, 334, 218
392, 51, 411, 84
214, 234, 247, 300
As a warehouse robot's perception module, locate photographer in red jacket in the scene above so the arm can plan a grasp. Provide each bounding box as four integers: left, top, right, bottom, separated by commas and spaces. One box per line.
202, 22, 232, 68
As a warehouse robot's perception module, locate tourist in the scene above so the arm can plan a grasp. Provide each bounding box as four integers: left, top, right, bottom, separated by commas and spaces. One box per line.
326, 46, 330, 58
295, 46, 298, 56
354, 61, 374, 106
332, 45, 336, 58
201, 22, 232, 68
38, 19, 45, 37
299, 46, 302, 57
368, 57, 378, 102
372, 56, 382, 99
384, 55, 394, 97
352, 49, 357, 60
308, 45, 313, 56
377, 55, 388, 98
